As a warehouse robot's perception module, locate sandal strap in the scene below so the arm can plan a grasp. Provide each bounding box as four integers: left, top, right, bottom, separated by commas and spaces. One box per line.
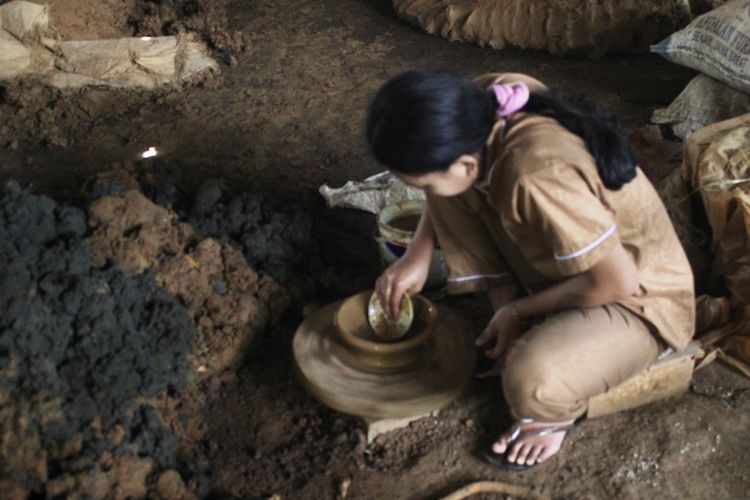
506, 417, 584, 444
518, 423, 578, 439
507, 418, 534, 442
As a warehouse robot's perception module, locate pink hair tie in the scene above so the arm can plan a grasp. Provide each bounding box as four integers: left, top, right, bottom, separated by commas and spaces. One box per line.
491, 83, 530, 118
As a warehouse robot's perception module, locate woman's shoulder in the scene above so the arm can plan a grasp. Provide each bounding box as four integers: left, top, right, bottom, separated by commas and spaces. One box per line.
473, 72, 548, 92
484, 116, 601, 203
497, 113, 597, 175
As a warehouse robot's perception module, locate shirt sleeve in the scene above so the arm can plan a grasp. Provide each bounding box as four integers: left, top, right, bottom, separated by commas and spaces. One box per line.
426, 191, 519, 294
517, 163, 620, 277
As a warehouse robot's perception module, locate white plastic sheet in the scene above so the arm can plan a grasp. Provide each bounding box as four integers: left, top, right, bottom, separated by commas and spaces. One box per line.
0, 0, 218, 88
319, 171, 425, 214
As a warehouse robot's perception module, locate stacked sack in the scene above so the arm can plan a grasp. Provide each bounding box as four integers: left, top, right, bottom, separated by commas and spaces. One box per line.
651, 0, 750, 376
651, 0, 750, 139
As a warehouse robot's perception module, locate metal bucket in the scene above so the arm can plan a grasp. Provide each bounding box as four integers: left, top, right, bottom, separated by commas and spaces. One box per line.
375, 200, 447, 289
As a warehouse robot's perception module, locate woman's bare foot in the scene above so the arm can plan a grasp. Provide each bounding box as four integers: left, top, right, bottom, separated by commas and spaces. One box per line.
491, 418, 576, 466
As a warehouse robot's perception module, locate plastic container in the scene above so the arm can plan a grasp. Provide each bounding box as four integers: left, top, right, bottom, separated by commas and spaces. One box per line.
375, 200, 447, 289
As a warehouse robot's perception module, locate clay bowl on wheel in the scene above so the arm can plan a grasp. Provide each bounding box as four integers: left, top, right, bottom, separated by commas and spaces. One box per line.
334, 290, 437, 373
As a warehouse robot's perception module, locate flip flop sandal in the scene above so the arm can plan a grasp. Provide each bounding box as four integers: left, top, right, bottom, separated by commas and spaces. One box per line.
483, 415, 587, 471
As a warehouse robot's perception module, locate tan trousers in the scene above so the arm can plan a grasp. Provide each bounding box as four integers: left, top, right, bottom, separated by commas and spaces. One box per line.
427, 191, 662, 422
502, 304, 661, 421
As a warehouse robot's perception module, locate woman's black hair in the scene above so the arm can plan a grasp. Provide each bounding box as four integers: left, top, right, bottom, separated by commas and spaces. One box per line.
524, 89, 638, 190
366, 70, 638, 190
366, 70, 496, 175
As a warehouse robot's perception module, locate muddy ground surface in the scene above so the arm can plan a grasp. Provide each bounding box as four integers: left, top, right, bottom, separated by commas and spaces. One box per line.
0, 0, 697, 201
1, 0, 749, 499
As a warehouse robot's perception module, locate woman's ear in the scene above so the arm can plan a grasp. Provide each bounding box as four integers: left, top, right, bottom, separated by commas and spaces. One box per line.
458, 154, 479, 178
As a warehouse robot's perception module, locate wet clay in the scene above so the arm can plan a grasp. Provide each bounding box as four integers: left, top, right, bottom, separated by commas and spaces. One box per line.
294, 295, 475, 419
338, 292, 433, 372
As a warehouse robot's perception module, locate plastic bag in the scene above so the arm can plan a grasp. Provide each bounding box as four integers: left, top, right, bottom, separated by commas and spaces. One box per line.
319, 171, 425, 214
652, 74, 750, 141
652, 0, 750, 94
684, 113, 750, 374
0, 0, 217, 88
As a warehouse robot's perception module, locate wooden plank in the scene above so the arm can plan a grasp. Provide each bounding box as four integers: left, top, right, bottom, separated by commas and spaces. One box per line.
587, 341, 704, 418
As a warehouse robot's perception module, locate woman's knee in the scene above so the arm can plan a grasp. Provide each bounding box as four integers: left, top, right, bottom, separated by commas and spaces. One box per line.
501, 340, 584, 420
502, 342, 552, 407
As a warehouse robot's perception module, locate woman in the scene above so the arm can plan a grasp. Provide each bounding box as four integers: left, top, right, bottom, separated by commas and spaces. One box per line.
368, 70, 694, 471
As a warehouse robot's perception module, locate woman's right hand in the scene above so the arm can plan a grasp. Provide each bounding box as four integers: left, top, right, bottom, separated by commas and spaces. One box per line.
375, 252, 431, 320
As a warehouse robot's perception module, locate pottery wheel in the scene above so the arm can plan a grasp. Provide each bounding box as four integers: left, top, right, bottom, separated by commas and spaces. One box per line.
293, 300, 476, 420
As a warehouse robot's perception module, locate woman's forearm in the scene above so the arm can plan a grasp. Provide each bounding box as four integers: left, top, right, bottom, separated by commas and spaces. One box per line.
488, 283, 521, 312
514, 245, 639, 320
515, 273, 616, 319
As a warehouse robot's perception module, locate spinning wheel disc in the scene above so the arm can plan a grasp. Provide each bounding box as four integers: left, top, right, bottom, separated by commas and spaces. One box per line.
293, 299, 476, 419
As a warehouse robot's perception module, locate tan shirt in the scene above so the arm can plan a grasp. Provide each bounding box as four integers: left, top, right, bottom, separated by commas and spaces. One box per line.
463, 73, 695, 350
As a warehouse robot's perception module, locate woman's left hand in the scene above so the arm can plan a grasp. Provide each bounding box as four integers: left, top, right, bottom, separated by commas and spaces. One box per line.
475, 305, 524, 377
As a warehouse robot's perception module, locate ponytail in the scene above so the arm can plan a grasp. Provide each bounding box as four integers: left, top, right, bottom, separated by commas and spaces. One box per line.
523, 90, 638, 190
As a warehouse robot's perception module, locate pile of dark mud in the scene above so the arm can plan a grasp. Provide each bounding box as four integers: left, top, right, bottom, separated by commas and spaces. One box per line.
86, 187, 291, 375
90, 164, 321, 289
0, 163, 311, 497
189, 180, 316, 285
0, 183, 198, 499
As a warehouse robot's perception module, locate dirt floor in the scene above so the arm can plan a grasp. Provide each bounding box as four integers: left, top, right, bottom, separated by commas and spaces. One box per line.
0, 0, 698, 200
1, 0, 750, 499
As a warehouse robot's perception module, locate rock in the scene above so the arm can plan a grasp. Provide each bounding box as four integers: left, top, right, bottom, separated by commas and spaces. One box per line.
338, 478, 351, 499
107, 424, 125, 446
111, 456, 153, 500
152, 469, 198, 500
0, 480, 27, 500
353, 429, 367, 455
77, 468, 113, 500
334, 432, 348, 446
193, 179, 223, 216
47, 474, 76, 497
